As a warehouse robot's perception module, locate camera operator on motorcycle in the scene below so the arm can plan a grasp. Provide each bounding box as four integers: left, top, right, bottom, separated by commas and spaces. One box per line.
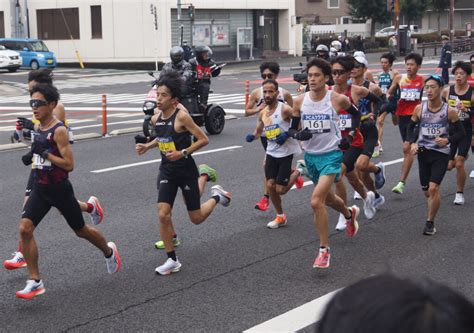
189, 45, 222, 113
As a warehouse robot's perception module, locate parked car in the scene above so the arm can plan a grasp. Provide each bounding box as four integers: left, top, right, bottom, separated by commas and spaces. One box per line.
0, 38, 56, 69
375, 25, 419, 37
0, 45, 22, 72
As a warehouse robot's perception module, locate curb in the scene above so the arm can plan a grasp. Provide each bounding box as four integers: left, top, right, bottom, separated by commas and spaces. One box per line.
109, 127, 142, 136
0, 142, 27, 151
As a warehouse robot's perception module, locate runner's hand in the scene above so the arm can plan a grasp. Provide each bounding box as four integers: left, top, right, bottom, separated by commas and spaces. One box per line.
136, 143, 149, 155
410, 143, 419, 155
21, 151, 34, 166
294, 128, 312, 141
17, 117, 35, 131
275, 132, 289, 145
435, 137, 449, 147
245, 134, 255, 142
31, 142, 49, 159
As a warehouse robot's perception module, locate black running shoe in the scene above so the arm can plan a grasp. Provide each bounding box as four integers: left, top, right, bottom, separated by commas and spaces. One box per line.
423, 221, 436, 236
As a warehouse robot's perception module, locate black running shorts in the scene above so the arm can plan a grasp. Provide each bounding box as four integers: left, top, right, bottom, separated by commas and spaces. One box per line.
25, 169, 34, 197
264, 154, 293, 186
417, 148, 450, 191
343, 146, 364, 174
450, 125, 472, 160
157, 173, 200, 211
398, 115, 412, 142
360, 121, 378, 157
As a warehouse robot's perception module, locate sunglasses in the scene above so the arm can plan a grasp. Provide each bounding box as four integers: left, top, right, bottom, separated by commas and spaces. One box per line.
354, 63, 364, 68
29, 99, 48, 108
332, 69, 346, 76
425, 74, 444, 86
471, 61, 474, 64
261, 74, 275, 79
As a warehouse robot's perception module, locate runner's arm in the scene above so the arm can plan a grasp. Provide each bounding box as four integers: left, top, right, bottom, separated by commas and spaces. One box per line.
53, 102, 66, 123
337, 93, 361, 128
46, 126, 74, 171
283, 90, 294, 107
178, 111, 209, 154
447, 107, 465, 145
245, 90, 261, 117
407, 105, 421, 143
386, 74, 401, 98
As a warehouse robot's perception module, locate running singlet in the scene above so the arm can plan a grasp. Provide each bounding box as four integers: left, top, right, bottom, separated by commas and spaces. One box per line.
467, 75, 474, 88
257, 87, 286, 107
262, 102, 302, 158
358, 80, 373, 118
300, 90, 341, 154
154, 109, 198, 179
32, 122, 69, 185
334, 85, 364, 148
397, 74, 424, 116
379, 72, 392, 95
417, 102, 450, 155
447, 85, 473, 126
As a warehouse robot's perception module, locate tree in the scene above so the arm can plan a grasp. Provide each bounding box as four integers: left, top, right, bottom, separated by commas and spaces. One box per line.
400, 0, 429, 25
429, 0, 449, 35
347, 0, 391, 41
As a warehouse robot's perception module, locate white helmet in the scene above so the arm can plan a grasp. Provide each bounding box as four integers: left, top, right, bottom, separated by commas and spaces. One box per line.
316, 44, 329, 53
353, 51, 366, 58
330, 40, 342, 52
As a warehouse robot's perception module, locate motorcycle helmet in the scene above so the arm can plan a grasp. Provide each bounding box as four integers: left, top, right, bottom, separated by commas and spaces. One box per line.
330, 40, 342, 52
195, 45, 211, 62
170, 46, 184, 65
353, 51, 366, 58
316, 44, 329, 59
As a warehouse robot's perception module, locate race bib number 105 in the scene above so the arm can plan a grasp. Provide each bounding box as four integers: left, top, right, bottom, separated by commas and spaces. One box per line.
302, 114, 331, 134
421, 123, 445, 138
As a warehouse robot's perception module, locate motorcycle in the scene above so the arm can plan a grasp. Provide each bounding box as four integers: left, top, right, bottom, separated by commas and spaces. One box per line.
292, 62, 308, 95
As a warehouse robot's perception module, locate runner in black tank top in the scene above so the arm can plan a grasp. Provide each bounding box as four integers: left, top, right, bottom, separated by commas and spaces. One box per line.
135, 72, 232, 276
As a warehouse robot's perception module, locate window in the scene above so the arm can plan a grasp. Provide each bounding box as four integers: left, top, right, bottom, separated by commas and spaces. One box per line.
91, 6, 102, 39
0, 12, 4, 38
328, 0, 340, 8
37, 8, 80, 40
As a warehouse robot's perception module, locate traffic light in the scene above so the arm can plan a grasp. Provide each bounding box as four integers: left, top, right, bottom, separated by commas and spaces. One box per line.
188, 4, 195, 20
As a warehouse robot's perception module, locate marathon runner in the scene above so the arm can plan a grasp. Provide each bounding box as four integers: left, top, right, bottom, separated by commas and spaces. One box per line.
245, 62, 293, 212
14, 83, 120, 299
135, 72, 231, 275
442, 61, 474, 205
375, 53, 400, 157
291, 58, 361, 269
246, 79, 303, 228
407, 75, 465, 235
469, 54, 474, 87
387, 53, 425, 194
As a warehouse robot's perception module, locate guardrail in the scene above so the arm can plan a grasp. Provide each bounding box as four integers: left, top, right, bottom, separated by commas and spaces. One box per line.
418, 37, 473, 57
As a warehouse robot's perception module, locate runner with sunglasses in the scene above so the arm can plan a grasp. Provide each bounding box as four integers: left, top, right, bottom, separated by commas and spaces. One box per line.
441, 61, 474, 205
13, 84, 120, 299
407, 75, 465, 235
245, 62, 293, 212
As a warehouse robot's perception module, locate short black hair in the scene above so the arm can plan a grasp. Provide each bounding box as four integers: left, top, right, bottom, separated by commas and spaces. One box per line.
28, 68, 53, 84
331, 55, 355, 71
380, 53, 395, 65
262, 79, 279, 90
470, 54, 474, 61
306, 57, 332, 76
451, 60, 472, 76
405, 52, 423, 66
30, 83, 60, 103
156, 71, 183, 100
259, 62, 280, 75
319, 274, 474, 333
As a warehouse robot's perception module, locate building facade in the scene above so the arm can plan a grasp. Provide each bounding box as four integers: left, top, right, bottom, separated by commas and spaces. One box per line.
0, 0, 297, 64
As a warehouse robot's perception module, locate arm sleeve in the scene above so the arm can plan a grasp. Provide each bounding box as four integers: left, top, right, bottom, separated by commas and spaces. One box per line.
407, 120, 420, 143
288, 116, 301, 138
449, 120, 466, 144
345, 104, 361, 128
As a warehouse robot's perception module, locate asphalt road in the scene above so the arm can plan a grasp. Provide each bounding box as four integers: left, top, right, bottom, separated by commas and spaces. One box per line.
1, 110, 474, 331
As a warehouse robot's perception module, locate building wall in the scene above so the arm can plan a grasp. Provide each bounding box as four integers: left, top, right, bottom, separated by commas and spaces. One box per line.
422, 9, 474, 31
295, 0, 350, 25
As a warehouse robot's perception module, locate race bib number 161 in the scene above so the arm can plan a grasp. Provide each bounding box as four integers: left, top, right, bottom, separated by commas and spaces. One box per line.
302, 114, 331, 134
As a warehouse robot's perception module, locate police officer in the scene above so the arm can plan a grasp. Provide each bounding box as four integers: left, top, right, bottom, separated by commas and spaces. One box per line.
436, 35, 452, 85
159, 46, 192, 82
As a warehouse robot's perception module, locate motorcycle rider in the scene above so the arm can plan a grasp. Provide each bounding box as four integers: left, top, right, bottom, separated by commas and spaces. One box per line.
159, 46, 192, 82
315, 44, 330, 60
189, 45, 222, 113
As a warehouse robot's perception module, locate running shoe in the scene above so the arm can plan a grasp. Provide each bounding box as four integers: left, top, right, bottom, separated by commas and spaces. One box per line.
105, 242, 121, 274
346, 205, 360, 237
294, 173, 304, 189
354, 191, 363, 200
335, 214, 346, 231
211, 185, 232, 207
16, 279, 45, 299
374, 162, 386, 190
155, 258, 182, 275
313, 248, 330, 269
198, 164, 217, 182
392, 181, 405, 194
4, 251, 27, 270
374, 194, 385, 210
88, 196, 104, 225
372, 147, 380, 158
296, 160, 310, 179
423, 221, 436, 236
255, 196, 270, 211
155, 237, 181, 250
379, 146, 384, 152
363, 191, 376, 220
453, 193, 465, 205
267, 215, 287, 229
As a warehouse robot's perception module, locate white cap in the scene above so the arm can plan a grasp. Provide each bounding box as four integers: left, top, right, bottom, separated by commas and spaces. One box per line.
354, 56, 368, 67
353, 51, 366, 58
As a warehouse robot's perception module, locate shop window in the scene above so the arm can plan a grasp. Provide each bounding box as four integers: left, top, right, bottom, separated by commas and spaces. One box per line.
91, 6, 102, 39
37, 8, 80, 40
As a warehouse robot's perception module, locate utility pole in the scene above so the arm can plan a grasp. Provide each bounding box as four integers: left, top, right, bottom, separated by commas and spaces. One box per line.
394, 0, 400, 56
177, 0, 182, 21
449, 0, 454, 43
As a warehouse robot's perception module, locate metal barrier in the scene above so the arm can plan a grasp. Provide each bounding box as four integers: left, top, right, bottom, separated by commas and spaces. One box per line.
418, 37, 473, 57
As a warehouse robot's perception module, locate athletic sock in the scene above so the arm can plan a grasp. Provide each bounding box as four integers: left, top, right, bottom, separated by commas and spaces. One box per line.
344, 209, 352, 220
264, 194, 269, 199
86, 202, 94, 213
457, 191, 463, 194
277, 213, 285, 218
212, 195, 220, 204
172, 233, 177, 239
105, 248, 113, 258
167, 251, 177, 261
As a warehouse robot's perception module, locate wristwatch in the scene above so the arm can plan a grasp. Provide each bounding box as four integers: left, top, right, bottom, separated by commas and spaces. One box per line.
181, 149, 189, 158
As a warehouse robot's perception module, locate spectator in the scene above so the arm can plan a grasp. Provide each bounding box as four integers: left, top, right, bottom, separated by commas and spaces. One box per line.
318, 274, 474, 333
311, 35, 320, 52
436, 35, 452, 85
355, 35, 365, 52
389, 34, 397, 57
343, 37, 351, 52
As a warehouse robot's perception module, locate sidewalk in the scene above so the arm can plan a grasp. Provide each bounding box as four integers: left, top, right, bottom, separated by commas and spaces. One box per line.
0, 81, 23, 96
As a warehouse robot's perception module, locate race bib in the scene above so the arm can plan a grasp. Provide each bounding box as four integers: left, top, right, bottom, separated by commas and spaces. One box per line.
32, 153, 52, 170
302, 114, 331, 134
264, 124, 281, 141
381, 86, 388, 94
400, 89, 421, 101
337, 114, 352, 130
157, 137, 176, 153
421, 123, 446, 138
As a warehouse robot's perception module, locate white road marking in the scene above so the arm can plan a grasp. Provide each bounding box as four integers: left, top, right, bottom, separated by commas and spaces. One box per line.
90, 145, 243, 173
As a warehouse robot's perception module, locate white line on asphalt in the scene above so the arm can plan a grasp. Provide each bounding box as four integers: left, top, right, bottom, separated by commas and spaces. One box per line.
244, 289, 342, 332
72, 119, 142, 130
90, 145, 243, 173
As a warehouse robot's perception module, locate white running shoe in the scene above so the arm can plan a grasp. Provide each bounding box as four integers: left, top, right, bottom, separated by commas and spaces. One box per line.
88, 196, 104, 225
155, 258, 182, 275
335, 213, 347, 231
4, 251, 27, 270
211, 185, 232, 207
454, 193, 465, 205
354, 191, 363, 200
267, 215, 287, 229
374, 194, 385, 210
16, 279, 45, 299
363, 191, 376, 220
105, 242, 121, 274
